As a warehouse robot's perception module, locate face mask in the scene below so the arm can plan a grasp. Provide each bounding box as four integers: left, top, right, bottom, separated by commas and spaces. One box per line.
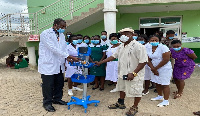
91, 40, 99, 44
57, 28, 65, 33
169, 37, 174, 40
66, 42, 69, 45
173, 47, 181, 51
138, 41, 145, 44
150, 42, 159, 46
101, 35, 107, 40
133, 36, 138, 40
119, 35, 129, 42
77, 39, 83, 43
67, 35, 70, 38
111, 40, 118, 45
72, 40, 78, 45
84, 39, 89, 44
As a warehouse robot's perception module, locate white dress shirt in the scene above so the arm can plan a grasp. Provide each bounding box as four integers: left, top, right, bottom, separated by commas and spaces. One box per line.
38, 28, 69, 75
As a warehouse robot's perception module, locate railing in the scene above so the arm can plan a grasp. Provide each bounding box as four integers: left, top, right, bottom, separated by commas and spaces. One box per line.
0, 0, 100, 37
35, 0, 98, 34
0, 13, 36, 37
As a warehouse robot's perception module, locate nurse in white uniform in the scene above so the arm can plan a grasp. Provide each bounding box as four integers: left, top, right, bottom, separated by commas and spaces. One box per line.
65, 35, 83, 96
100, 31, 111, 47
82, 35, 90, 47
147, 35, 172, 107
105, 33, 120, 92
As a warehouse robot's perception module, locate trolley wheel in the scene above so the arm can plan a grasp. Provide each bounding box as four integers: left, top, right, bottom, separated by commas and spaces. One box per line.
84, 109, 87, 113
68, 106, 70, 110
95, 103, 98, 107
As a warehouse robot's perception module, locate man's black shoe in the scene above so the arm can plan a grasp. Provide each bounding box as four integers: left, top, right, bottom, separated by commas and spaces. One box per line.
53, 100, 68, 105
43, 105, 55, 112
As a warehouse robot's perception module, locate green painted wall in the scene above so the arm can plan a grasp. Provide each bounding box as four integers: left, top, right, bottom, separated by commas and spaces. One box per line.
27, 0, 56, 13
27, 0, 104, 34
75, 20, 104, 36
77, 10, 200, 37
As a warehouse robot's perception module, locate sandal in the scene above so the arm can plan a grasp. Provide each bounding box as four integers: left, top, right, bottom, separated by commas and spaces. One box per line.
126, 106, 138, 116
193, 111, 200, 115
108, 102, 126, 109
174, 93, 182, 99
173, 91, 183, 95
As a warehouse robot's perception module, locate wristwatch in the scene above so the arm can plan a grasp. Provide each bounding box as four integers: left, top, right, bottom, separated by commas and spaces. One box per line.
132, 72, 137, 77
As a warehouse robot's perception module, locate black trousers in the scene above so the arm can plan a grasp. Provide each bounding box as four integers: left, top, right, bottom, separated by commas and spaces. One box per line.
41, 70, 64, 106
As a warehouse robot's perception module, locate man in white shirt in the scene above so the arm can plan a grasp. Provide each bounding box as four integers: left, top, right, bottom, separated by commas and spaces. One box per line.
96, 28, 148, 116
38, 18, 79, 112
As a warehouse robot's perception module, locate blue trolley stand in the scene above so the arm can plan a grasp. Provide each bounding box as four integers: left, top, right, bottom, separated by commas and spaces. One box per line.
67, 47, 100, 113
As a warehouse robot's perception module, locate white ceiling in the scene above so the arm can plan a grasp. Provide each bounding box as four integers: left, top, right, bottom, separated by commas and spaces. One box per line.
119, 3, 200, 13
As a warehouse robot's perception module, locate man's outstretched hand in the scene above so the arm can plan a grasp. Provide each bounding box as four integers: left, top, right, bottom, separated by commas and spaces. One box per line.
67, 56, 80, 62
71, 57, 79, 62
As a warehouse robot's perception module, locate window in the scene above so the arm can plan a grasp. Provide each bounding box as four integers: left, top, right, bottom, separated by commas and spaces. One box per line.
161, 17, 181, 26
140, 18, 159, 26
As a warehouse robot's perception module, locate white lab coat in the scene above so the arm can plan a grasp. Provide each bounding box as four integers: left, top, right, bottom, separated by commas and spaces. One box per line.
38, 28, 69, 75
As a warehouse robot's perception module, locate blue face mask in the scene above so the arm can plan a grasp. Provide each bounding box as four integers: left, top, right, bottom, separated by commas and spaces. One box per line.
66, 42, 69, 45
150, 42, 159, 46
84, 39, 89, 44
101, 35, 107, 40
57, 28, 65, 33
91, 40, 99, 44
91, 40, 95, 44
111, 40, 118, 45
138, 41, 145, 44
133, 36, 138, 40
173, 47, 181, 51
77, 39, 83, 43
169, 37, 174, 40
72, 40, 78, 45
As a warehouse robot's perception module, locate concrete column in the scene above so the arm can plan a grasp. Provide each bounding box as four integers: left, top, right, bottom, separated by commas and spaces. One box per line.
27, 46, 37, 70
103, 0, 118, 40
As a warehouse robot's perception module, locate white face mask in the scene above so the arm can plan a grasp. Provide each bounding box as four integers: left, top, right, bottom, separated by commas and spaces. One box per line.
119, 35, 130, 42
